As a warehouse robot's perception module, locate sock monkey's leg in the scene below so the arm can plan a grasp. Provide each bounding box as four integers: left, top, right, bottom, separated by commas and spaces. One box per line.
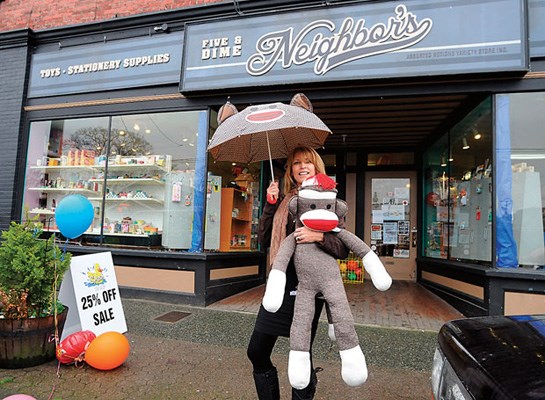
290, 286, 315, 352
322, 283, 358, 351
289, 287, 315, 390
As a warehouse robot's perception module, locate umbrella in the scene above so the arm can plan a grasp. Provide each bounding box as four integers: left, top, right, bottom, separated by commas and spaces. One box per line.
207, 93, 332, 180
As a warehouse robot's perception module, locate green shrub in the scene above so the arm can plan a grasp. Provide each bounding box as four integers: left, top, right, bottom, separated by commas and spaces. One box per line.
0, 220, 71, 319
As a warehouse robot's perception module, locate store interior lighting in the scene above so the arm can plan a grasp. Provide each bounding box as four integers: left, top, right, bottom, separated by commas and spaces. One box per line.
440, 155, 447, 167
462, 137, 470, 150
472, 128, 482, 140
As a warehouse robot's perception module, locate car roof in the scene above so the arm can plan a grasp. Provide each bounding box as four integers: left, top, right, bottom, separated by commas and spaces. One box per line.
438, 315, 545, 400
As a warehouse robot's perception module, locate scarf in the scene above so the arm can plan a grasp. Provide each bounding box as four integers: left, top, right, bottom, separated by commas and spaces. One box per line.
269, 189, 297, 266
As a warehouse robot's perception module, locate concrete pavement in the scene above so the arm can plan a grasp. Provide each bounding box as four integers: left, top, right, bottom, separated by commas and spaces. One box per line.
0, 298, 437, 399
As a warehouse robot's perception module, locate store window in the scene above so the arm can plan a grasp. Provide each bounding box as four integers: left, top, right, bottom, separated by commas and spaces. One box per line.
206, 159, 262, 251
496, 93, 545, 269
22, 110, 226, 251
423, 99, 492, 263
203, 107, 264, 252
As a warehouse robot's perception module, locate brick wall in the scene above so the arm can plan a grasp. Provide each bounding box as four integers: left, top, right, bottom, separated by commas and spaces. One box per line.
0, 0, 224, 32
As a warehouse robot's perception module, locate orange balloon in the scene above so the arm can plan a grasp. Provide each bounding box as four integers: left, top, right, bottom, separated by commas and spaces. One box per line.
85, 331, 130, 370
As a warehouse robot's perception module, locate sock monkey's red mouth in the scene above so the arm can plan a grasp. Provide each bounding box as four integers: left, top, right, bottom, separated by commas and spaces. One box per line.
301, 210, 339, 232
303, 219, 338, 232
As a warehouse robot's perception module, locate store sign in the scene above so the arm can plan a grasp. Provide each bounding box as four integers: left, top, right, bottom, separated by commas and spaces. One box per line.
181, 0, 527, 92
28, 32, 183, 98
58, 251, 127, 340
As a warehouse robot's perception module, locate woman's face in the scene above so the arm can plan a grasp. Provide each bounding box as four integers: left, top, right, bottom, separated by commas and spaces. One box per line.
291, 151, 316, 186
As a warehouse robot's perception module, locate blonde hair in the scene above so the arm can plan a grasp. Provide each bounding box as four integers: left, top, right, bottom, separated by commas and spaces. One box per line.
282, 146, 326, 194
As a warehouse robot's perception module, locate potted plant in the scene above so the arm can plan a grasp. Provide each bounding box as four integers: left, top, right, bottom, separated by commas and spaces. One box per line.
0, 219, 72, 368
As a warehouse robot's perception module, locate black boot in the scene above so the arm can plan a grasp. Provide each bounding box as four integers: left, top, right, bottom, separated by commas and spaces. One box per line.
253, 367, 280, 400
292, 367, 321, 400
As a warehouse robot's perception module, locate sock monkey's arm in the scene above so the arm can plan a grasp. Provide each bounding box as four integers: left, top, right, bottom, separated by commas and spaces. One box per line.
263, 233, 297, 312
336, 229, 392, 292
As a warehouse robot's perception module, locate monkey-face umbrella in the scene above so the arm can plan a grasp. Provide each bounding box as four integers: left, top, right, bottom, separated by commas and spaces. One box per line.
207, 95, 332, 180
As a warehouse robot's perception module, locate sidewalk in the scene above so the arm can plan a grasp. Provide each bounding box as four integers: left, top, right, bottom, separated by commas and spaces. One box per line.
0, 299, 437, 399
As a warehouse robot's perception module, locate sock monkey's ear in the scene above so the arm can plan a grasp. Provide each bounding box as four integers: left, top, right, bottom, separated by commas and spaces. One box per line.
217, 101, 238, 125
290, 93, 313, 113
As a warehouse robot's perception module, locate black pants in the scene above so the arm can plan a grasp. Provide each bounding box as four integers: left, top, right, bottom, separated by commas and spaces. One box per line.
247, 330, 278, 373
247, 300, 322, 373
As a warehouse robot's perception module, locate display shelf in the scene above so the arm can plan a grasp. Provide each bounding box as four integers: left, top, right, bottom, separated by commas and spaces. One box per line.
219, 187, 253, 251
41, 228, 160, 238
29, 165, 97, 172
84, 231, 160, 238
40, 230, 162, 247
228, 245, 251, 251
88, 197, 163, 204
26, 153, 171, 249
89, 178, 164, 185
28, 187, 100, 196
28, 208, 55, 215
233, 216, 252, 222
94, 163, 168, 173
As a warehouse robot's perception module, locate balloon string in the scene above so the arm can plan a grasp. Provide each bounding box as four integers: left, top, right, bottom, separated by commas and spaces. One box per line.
47, 382, 57, 400
50, 233, 62, 400
61, 238, 69, 261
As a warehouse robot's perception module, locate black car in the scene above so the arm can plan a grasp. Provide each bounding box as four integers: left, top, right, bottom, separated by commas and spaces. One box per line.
432, 315, 545, 399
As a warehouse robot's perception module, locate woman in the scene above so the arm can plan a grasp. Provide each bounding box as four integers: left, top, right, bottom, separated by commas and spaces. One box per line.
247, 146, 349, 400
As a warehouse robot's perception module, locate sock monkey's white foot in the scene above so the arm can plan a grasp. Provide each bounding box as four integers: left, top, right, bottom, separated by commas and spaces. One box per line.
288, 350, 311, 390
339, 345, 368, 387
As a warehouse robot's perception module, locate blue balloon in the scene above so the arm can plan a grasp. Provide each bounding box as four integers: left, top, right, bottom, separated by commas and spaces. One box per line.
55, 195, 94, 239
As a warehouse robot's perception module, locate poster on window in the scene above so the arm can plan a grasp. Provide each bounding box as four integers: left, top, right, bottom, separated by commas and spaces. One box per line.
436, 206, 449, 222
398, 234, 410, 248
393, 249, 410, 258
372, 210, 384, 223
394, 187, 410, 200
448, 224, 459, 247
382, 204, 405, 221
398, 220, 410, 235
383, 222, 398, 244
371, 224, 382, 240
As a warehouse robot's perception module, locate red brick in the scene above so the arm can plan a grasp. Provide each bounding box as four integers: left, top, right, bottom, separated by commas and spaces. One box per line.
0, 0, 224, 31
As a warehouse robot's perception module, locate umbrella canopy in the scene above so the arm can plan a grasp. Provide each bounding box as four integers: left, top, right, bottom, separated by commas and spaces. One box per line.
208, 94, 332, 171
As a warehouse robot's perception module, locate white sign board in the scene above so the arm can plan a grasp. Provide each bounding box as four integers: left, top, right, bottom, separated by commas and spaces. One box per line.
59, 251, 127, 340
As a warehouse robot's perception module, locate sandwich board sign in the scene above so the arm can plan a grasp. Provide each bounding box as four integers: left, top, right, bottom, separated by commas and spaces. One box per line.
59, 251, 127, 340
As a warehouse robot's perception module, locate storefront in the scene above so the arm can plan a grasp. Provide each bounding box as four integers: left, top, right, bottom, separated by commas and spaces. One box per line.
1, 0, 544, 313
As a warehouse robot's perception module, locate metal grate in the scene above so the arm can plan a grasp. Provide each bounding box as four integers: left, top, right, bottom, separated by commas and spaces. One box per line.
154, 311, 191, 323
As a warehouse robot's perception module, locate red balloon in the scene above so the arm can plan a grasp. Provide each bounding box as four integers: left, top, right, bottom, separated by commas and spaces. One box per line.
85, 331, 130, 370
57, 330, 97, 364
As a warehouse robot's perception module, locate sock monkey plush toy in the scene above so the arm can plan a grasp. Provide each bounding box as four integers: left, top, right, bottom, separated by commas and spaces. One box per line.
262, 173, 392, 389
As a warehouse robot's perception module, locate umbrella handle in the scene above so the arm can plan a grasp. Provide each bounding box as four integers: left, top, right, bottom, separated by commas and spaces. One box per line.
266, 131, 275, 181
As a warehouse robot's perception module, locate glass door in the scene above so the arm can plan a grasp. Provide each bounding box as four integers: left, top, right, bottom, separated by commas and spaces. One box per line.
364, 171, 417, 281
